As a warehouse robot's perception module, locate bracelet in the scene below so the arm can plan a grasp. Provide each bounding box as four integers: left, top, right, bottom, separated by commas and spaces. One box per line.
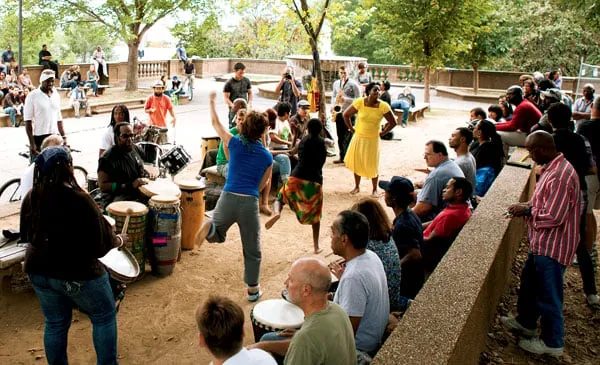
116, 235, 124, 248
111, 182, 117, 193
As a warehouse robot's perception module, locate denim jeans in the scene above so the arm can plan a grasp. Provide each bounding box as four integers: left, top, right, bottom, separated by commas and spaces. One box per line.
390, 100, 410, 126
86, 80, 98, 95
260, 331, 288, 364
4, 106, 17, 125
577, 191, 597, 295
60, 81, 77, 89
29, 272, 118, 365
273, 154, 291, 183
516, 253, 566, 348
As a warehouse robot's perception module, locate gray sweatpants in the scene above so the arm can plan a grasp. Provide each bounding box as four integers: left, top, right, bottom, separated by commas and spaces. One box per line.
206, 191, 261, 286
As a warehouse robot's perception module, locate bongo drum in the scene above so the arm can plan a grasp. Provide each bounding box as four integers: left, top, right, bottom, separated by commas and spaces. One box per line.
250, 299, 305, 342
160, 145, 191, 176
140, 178, 181, 199
106, 201, 149, 274
99, 245, 141, 284
157, 128, 169, 145
201, 135, 221, 162
177, 180, 206, 250
148, 195, 181, 277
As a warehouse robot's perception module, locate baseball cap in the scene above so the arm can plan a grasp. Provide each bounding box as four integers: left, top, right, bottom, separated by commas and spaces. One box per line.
39, 69, 55, 83
152, 80, 164, 88
540, 88, 562, 101
378, 176, 414, 199
298, 100, 310, 108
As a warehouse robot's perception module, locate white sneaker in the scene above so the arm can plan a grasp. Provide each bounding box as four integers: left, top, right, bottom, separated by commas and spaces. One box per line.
518, 337, 563, 357
586, 294, 600, 308
500, 314, 538, 337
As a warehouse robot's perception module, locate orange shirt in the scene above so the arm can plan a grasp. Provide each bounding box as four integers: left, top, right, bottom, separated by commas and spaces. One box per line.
145, 94, 173, 127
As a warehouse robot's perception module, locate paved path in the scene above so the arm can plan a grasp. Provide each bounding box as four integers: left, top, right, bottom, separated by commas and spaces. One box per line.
0, 79, 489, 186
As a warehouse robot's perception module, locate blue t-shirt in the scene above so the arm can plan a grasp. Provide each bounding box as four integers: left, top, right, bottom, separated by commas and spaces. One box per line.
224, 136, 273, 197
417, 160, 464, 221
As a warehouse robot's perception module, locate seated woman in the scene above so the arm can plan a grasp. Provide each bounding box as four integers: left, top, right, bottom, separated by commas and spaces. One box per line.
470, 120, 505, 197
265, 118, 328, 254
18, 68, 35, 90
86, 64, 100, 96
59, 66, 77, 89
351, 198, 403, 312
487, 104, 506, 123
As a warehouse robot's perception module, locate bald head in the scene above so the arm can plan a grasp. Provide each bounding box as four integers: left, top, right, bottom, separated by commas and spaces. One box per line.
525, 130, 558, 164
41, 135, 64, 150
292, 258, 331, 295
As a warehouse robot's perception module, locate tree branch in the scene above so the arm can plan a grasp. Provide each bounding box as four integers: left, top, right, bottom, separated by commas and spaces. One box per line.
315, 0, 331, 36
61, 0, 119, 33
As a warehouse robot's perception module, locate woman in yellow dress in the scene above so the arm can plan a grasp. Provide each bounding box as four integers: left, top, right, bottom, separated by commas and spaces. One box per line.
343, 81, 397, 197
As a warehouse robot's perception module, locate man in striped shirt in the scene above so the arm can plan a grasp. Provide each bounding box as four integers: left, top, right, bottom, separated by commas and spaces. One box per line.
501, 131, 581, 357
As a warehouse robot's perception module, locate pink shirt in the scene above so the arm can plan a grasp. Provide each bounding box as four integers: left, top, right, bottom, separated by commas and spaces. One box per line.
527, 154, 581, 266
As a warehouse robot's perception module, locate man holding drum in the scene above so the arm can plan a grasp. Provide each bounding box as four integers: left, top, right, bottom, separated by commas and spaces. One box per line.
249, 258, 356, 365
98, 122, 149, 205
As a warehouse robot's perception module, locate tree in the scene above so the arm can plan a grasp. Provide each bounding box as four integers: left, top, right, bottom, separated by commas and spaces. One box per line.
62, 22, 116, 63
171, 14, 232, 58
0, 0, 56, 66
290, 0, 332, 123
372, 0, 491, 103
40, 0, 211, 90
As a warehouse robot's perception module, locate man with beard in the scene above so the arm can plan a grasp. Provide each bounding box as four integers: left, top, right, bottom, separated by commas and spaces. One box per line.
97, 122, 148, 204
145, 80, 177, 128
573, 84, 595, 129
249, 258, 356, 365
24, 69, 65, 160
496, 85, 542, 148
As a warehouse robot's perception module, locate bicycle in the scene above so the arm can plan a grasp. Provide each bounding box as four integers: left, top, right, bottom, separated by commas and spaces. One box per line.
0, 147, 88, 204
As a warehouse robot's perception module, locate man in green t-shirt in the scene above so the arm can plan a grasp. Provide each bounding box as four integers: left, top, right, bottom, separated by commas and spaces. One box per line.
249, 258, 356, 365
216, 109, 246, 177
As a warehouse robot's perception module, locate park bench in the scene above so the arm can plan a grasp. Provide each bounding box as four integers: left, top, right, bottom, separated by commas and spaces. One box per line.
392, 102, 430, 124
56, 84, 111, 97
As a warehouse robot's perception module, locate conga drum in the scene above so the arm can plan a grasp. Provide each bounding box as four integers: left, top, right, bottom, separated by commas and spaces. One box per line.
177, 180, 206, 250
201, 135, 221, 162
106, 201, 149, 274
250, 299, 305, 342
139, 178, 182, 199
148, 195, 181, 277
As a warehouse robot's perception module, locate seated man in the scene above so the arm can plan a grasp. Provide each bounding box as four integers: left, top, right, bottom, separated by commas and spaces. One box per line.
413, 140, 465, 222
4, 85, 23, 127
330, 210, 390, 359
196, 295, 276, 365
421, 177, 473, 274
38, 44, 58, 75
170, 75, 185, 96
250, 258, 356, 364
69, 82, 91, 118
97, 122, 148, 204
390, 86, 416, 128
496, 85, 542, 148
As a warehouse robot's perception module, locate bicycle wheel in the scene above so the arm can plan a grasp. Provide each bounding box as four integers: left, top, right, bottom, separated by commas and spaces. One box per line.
73, 166, 88, 190
0, 178, 22, 203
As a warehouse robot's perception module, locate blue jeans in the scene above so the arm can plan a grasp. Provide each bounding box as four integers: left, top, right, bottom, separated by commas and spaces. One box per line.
29, 272, 118, 365
516, 253, 566, 348
273, 154, 291, 183
4, 106, 17, 125
86, 80, 98, 95
60, 81, 77, 89
390, 100, 410, 126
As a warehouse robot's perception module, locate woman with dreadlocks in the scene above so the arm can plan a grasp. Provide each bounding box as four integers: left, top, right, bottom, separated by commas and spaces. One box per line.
20, 146, 126, 365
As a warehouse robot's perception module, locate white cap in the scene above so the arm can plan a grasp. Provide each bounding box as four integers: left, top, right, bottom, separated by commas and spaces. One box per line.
152, 80, 164, 88
39, 69, 55, 83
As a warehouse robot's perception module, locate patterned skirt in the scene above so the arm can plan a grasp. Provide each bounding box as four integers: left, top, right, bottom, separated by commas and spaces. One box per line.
277, 176, 323, 225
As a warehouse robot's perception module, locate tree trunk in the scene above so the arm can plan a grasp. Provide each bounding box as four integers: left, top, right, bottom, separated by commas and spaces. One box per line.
126, 39, 140, 91
473, 64, 479, 95
310, 39, 326, 124
424, 66, 431, 103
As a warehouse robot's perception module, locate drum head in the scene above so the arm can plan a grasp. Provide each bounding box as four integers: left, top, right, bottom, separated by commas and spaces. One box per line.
107, 201, 148, 216
99, 246, 140, 283
140, 178, 181, 198
177, 179, 205, 191
150, 194, 180, 204
252, 299, 304, 329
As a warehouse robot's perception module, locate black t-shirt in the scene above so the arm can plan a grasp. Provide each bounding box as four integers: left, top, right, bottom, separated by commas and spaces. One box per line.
292, 135, 327, 184
380, 91, 391, 105
21, 186, 116, 280
578, 119, 600, 179
279, 79, 302, 115
223, 77, 251, 106
98, 145, 145, 199
554, 128, 590, 190
184, 62, 194, 75
392, 209, 423, 258
470, 141, 503, 175
39, 50, 51, 64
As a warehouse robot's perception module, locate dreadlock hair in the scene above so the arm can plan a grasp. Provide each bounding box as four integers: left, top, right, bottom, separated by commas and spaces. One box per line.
29, 150, 84, 246
109, 104, 130, 127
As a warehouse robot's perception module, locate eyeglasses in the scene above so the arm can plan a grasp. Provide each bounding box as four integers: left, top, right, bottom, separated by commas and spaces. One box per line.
120, 133, 135, 139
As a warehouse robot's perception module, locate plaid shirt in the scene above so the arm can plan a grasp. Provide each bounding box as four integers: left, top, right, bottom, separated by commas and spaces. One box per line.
527, 154, 581, 266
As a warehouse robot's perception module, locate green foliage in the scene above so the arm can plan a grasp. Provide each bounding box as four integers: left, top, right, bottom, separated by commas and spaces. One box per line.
60, 23, 116, 62
171, 14, 232, 58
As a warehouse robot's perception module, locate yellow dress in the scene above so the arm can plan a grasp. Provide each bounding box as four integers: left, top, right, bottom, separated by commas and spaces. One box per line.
344, 98, 391, 178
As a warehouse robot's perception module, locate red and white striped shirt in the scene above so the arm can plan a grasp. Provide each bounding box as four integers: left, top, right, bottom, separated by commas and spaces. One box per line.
527, 154, 581, 266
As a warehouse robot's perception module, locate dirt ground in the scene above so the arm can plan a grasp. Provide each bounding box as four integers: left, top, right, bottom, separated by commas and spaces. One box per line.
2, 108, 596, 364
481, 238, 600, 365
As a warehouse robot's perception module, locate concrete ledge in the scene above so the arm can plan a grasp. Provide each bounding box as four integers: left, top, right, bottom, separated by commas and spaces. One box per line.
435, 86, 504, 104
374, 149, 535, 364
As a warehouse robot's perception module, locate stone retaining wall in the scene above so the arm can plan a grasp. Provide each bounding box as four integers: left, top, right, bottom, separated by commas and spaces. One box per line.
373, 149, 535, 364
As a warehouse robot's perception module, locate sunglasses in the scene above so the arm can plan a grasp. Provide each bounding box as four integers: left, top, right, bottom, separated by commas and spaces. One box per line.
119, 133, 135, 139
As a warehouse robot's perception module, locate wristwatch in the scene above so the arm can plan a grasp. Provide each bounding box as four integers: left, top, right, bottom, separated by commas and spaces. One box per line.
524, 206, 533, 217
